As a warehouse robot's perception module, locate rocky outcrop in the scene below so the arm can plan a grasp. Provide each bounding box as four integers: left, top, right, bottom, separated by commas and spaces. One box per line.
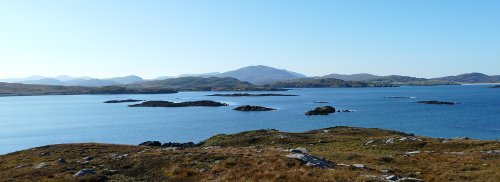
208, 93, 297, 97
129, 100, 228, 107
103, 99, 143, 103
417, 101, 455, 105
233, 105, 276, 111
305, 106, 336, 115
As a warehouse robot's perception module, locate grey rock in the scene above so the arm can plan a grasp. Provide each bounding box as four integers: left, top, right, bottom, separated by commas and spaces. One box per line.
286, 153, 335, 169
73, 169, 96, 177
57, 157, 66, 164
352, 164, 366, 169
34, 162, 47, 169
290, 147, 308, 154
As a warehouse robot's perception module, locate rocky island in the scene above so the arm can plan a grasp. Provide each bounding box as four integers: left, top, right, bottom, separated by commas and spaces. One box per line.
207, 93, 297, 97
417, 101, 456, 105
103, 99, 144, 103
1, 126, 498, 181
129, 100, 228, 107
233, 105, 276, 111
491, 85, 500, 88
305, 106, 336, 115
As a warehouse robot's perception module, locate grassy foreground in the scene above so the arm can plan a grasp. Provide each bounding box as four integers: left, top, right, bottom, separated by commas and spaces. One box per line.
1, 126, 499, 181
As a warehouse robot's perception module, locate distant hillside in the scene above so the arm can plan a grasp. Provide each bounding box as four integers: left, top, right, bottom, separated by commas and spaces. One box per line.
322, 73, 382, 81
130, 77, 283, 91
433, 73, 500, 83
0, 82, 176, 97
216, 65, 306, 84
364, 75, 459, 86
268, 78, 394, 88
104, 75, 144, 84
178, 72, 221, 78
2, 75, 145, 87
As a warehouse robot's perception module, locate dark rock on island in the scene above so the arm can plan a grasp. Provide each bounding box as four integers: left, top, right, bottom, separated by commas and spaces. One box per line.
305, 106, 336, 115
139, 141, 197, 149
207, 93, 297, 97
387, 96, 416, 99
129, 100, 228, 107
139, 141, 161, 147
417, 101, 455, 105
491, 85, 500, 88
161, 142, 197, 149
313, 101, 330, 103
233, 105, 276, 111
103, 99, 144, 103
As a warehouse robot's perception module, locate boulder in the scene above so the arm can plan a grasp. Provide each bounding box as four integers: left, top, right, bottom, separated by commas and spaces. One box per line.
305, 106, 336, 115
233, 105, 276, 111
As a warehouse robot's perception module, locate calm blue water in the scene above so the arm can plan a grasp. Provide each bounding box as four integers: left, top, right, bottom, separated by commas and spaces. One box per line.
1, 85, 499, 154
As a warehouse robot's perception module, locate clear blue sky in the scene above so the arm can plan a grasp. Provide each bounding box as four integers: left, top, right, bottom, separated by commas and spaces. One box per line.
1, 0, 499, 79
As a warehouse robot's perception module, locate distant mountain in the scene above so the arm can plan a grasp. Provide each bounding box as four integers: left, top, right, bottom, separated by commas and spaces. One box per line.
153, 76, 175, 80
216, 65, 306, 84
268, 78, 394, 88
322, 73, 382, 81
0, 76, 47, 83
104, 75, 144, 84
54, 75, 92, 81
65, 79, 119, 87
130, 76, 283, 91
178, 72, 221, 78
19, 78, 66, 86
0, 75, 145, 87
433, 73, 500, 83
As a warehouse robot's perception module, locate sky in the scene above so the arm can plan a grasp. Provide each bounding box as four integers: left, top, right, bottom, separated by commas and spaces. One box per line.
0, 0, 499, 79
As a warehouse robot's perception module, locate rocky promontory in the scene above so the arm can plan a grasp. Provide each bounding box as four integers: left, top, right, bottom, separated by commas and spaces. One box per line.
305, 106, 336, 115
129, 100, 228, 107
233, 105, 276, 111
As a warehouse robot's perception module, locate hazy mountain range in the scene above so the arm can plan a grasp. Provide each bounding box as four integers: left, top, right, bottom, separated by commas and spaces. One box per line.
1, 66, 499, 87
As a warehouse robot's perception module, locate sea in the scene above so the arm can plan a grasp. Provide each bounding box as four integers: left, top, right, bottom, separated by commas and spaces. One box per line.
1, 85, 499, 154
